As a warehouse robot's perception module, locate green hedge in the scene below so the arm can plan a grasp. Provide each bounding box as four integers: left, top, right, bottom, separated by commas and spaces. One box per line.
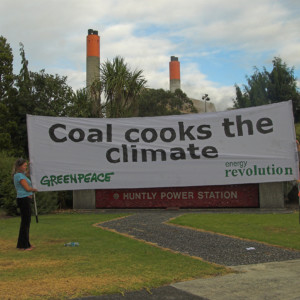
295, 123, 300, 140
0, 151, 64, 216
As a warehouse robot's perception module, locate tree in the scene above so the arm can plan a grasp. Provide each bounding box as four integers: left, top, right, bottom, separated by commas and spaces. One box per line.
0, 37, 76, 212
233, 57, 300, 120
0, 103, 17, 152
67, 88, 89, 117
267, 57, 300, 119
67, 86, 103, 118
234, 67, 269, 108
30, 69, 74, 117
267, 57, 298, 103
173, 89, 197, 113
7, 43, 35, 156
137, 88, 197, 117
0, 36, 14, 102
234, 84, 250, 109
2, 43, 76, 156
101, 56, 147, 118
0, 36, 17, 152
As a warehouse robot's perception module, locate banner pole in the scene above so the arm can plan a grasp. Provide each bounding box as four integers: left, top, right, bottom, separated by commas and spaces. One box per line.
298, 183, 300, 224
33, 193, 38, 223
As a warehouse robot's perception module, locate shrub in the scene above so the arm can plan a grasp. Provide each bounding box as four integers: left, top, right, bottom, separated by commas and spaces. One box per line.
0, 152, 17, 215
295, 123, 300, 140
0, 151, 60, 216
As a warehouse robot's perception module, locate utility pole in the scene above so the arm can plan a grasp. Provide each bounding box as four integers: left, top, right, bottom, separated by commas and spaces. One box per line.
202, 94, 210, 112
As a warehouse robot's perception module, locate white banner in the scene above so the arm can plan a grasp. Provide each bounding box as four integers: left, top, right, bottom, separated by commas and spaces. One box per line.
27, 101, 299, 191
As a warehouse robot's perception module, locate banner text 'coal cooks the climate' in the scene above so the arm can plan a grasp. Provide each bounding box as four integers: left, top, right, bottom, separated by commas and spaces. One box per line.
27, 102, 297, 191
48, 122, 219, 163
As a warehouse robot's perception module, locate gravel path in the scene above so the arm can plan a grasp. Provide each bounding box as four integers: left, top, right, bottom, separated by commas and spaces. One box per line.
98, 211, 300, 266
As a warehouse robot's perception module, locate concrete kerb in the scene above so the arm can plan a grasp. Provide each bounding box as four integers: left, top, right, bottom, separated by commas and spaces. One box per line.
70, 207, 298, 214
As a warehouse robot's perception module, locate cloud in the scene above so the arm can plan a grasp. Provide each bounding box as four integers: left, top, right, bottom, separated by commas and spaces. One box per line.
1, 0, 299, 112
179, 63, 236, 111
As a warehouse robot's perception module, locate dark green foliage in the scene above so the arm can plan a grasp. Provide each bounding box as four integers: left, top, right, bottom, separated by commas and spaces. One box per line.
0, 151, 59, 216
57, 191, 73, 209
233, 57, 300, 121
101, 56, 147, 118
8, 44, 75, 156
0, 41, 77, 157
34, 191, 59, 215
0, 37, 77, 214
267, 58, 300, 120
30, 69, 74, 117
0, 152, 16, 214
0, 36, 14, 102
0, 37, 17, 154
67, 87, 102, 118
0, 155, 17, 215
137, 88, 197, 117
0, 102, 16, 152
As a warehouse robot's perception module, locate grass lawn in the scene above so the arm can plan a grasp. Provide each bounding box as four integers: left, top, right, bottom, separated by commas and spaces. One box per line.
169, 212, 300, 250
0, 212, 229, 300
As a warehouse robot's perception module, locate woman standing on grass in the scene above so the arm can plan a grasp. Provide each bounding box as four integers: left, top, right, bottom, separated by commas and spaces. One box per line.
13, 158, 38, 251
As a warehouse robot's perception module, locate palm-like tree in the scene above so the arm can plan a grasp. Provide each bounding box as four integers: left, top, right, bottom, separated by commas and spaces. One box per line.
101, 56, 147, 118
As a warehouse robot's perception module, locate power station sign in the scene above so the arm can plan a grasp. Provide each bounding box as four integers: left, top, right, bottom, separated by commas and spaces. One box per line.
96, 184, 259, 208
27, 101, 298, 191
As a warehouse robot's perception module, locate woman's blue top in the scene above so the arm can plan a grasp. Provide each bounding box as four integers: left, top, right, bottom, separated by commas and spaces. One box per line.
14, 173, 33, 198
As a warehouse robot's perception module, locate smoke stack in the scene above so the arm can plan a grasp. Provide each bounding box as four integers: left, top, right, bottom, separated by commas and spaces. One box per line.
86, 29, 100, 89
169, 56, 180, 93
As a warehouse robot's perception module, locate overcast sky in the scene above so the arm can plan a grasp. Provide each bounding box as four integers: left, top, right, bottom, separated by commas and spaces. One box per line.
1, 0, 300, 111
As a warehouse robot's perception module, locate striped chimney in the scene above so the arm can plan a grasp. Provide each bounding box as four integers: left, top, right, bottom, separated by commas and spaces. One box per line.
86, 29, 100, 89
169, 56, 180, 93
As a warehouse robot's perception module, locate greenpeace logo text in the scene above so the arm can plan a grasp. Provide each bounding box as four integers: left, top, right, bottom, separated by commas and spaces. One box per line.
40, 172, 115, 187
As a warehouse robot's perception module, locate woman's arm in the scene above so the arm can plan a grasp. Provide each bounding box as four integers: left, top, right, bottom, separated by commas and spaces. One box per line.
20, 179, 38, 192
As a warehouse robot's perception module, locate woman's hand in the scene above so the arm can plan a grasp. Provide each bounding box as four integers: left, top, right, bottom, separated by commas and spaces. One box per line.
20, 179, 38, 193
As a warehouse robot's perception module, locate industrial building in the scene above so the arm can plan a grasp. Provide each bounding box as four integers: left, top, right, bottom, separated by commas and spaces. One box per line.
73, 29, 284, 210
169, 55, 216, 113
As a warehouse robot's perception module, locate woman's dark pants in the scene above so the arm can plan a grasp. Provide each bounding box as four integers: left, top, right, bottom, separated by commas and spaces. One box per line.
17, 197, 32, 249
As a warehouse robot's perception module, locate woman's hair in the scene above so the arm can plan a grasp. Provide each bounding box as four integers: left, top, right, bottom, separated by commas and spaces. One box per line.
12, 158, 27, 176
